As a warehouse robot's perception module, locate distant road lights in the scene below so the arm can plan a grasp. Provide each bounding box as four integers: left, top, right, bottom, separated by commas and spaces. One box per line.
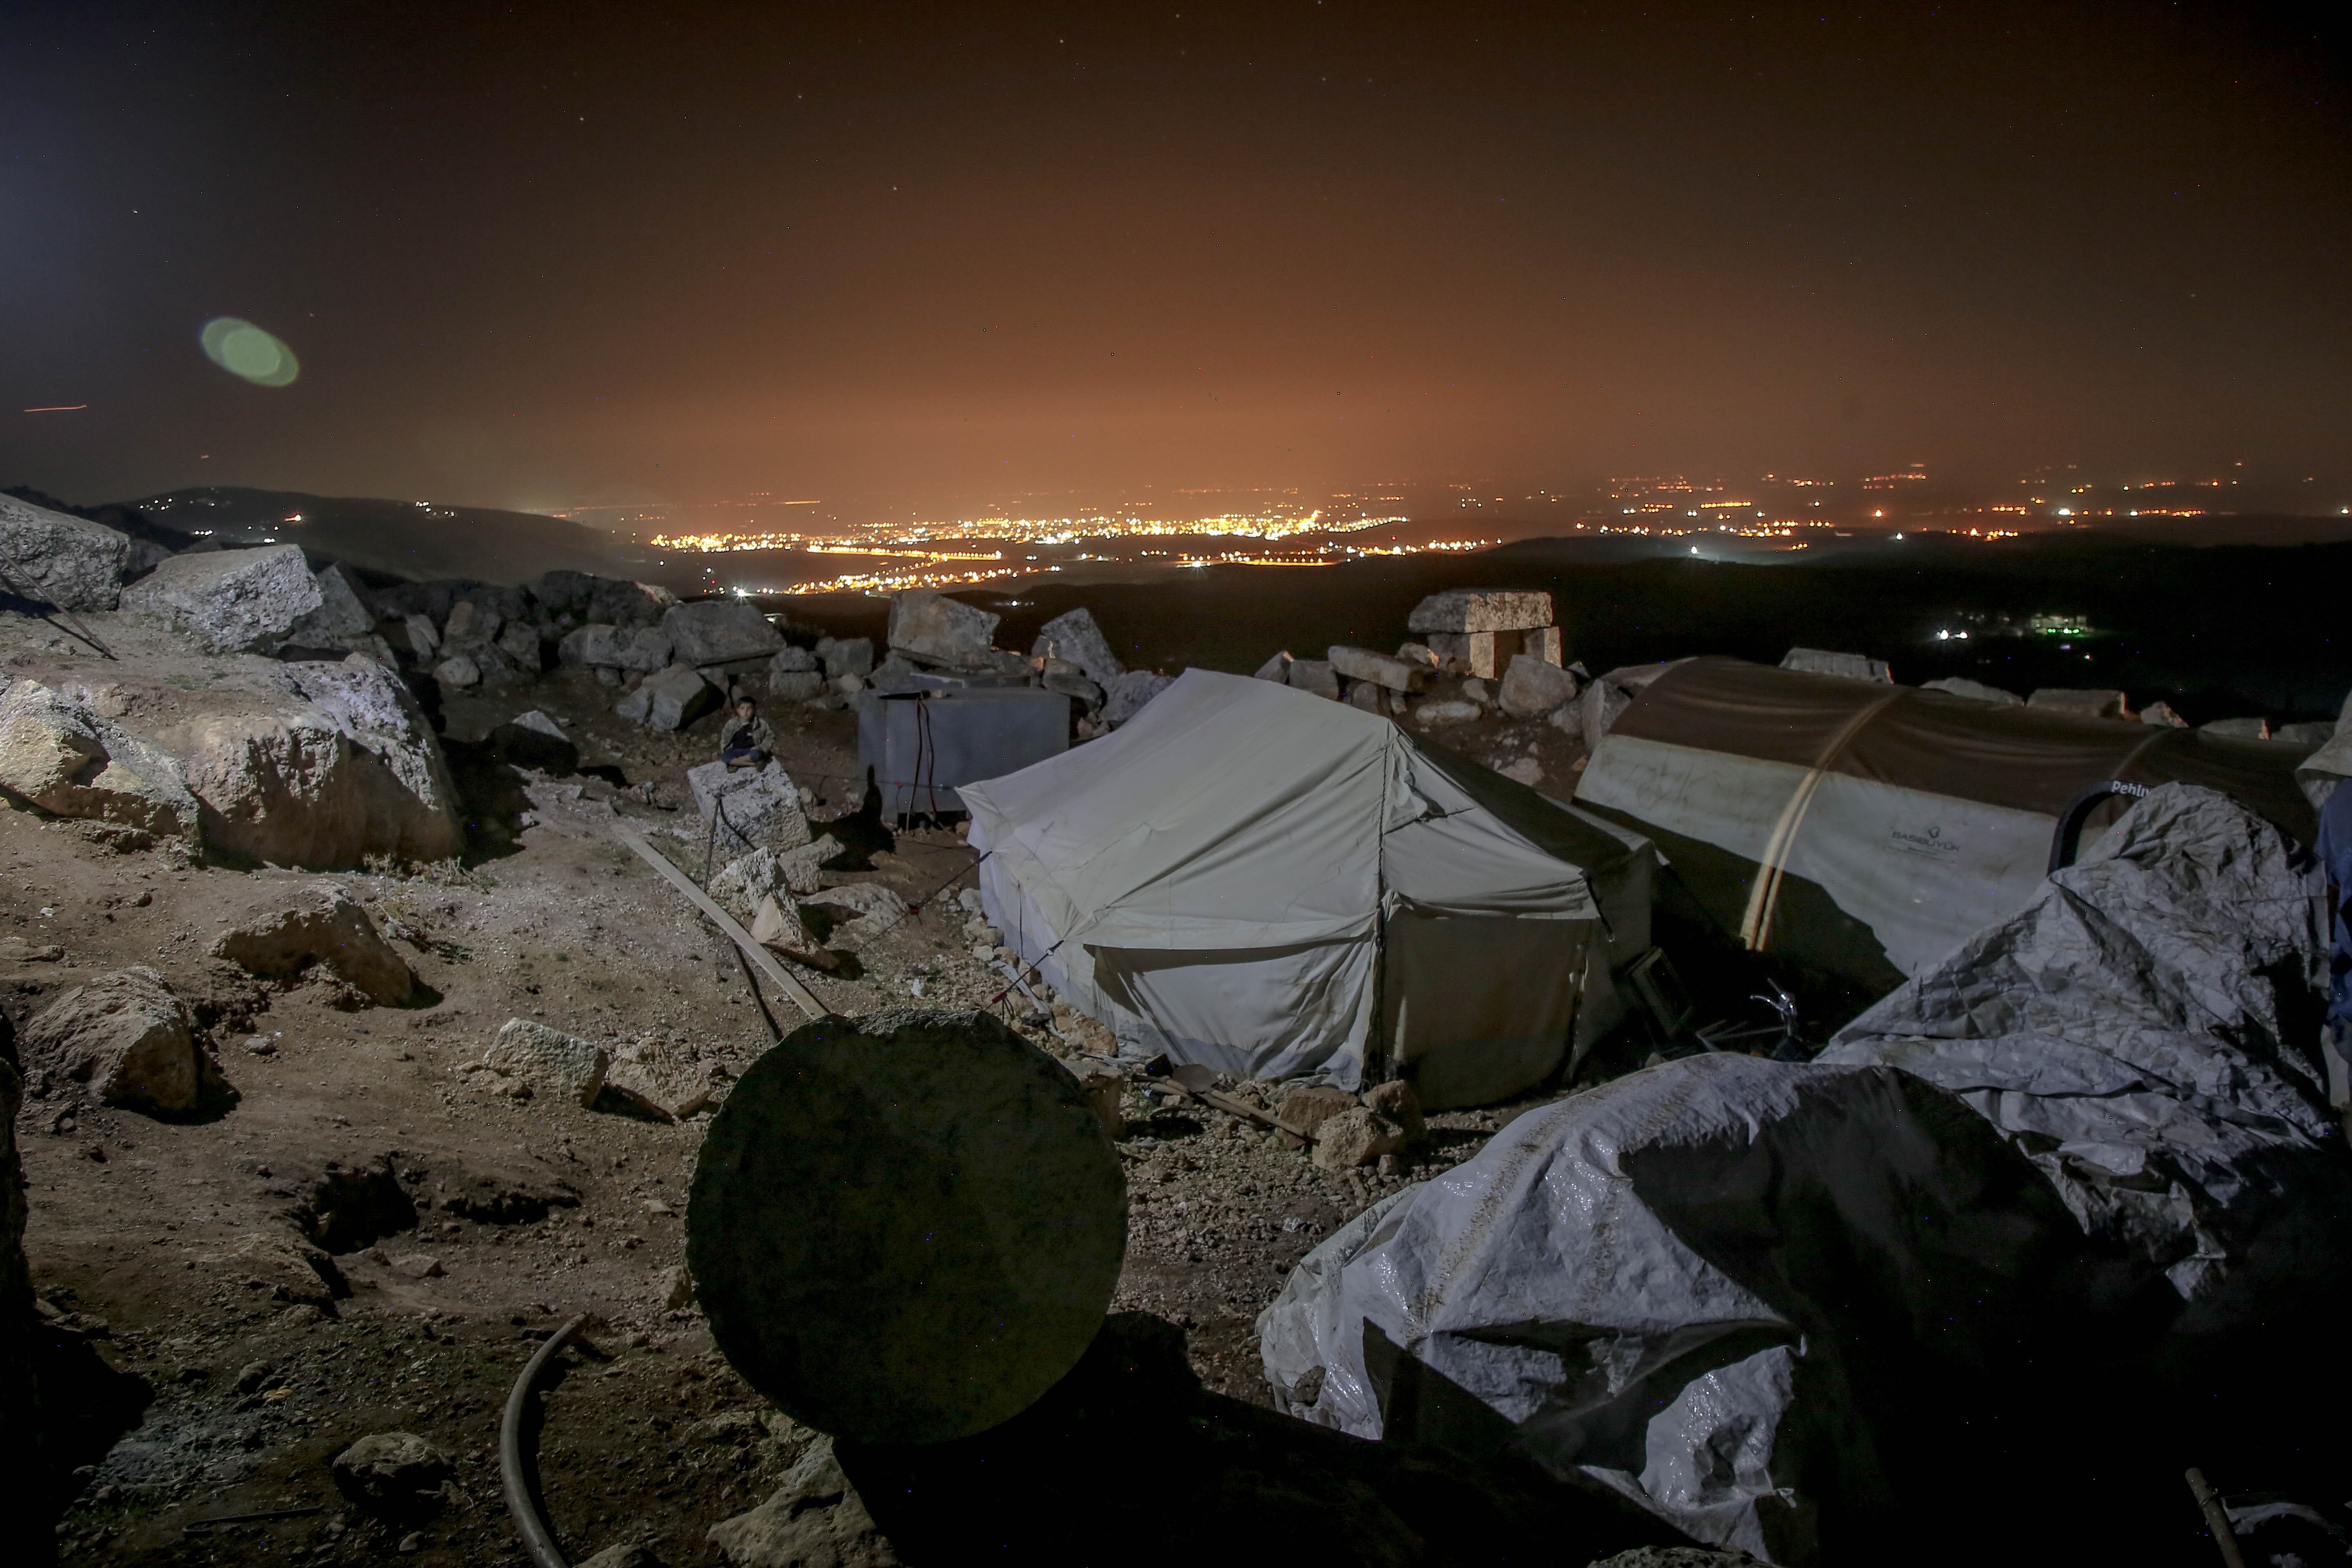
199, 317, 299, 386
2057, 508, 2073, 516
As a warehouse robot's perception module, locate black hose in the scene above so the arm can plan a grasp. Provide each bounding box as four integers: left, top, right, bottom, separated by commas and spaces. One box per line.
500, 1313, 585, 1568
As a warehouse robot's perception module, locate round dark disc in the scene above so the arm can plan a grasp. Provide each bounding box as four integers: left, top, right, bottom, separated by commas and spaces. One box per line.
688, 1007, 1128, 1445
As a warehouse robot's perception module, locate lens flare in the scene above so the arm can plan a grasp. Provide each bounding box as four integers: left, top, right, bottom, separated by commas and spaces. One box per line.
199, 317, 300, 387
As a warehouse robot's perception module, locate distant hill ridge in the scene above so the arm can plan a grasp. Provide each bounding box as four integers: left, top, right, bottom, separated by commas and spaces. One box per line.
5, 484, 652, 588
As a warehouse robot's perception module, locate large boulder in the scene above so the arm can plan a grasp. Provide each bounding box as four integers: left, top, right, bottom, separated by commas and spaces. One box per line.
580, 624, 681, 673
1030, 608, 1123, 688
166, 656, 464, 868
606, 579, 674, 624
1327, 646, 1432, 695
886, 592, 998, 668
1406, 589, 1553, 635
815, 636, 875, 681
708, 1437, 898, 1568
1286, 659, 1339, 701
1103, 670, 1175, 726
494, 620, 541, 670
688, 760, 812, 855
557, 623, 613, 666
210, 886, 415, 1005
440, 599, 501, 650
284, 563, 376, 645
121, 543, 322, 652
1497, 652, 1579, 719
0, 678, 199, 840
21, 967, 203, 1115
481, 1019, 609, 1106
0, 491, 129, 612
664, 601, 786, 666
618, 664, 718, 731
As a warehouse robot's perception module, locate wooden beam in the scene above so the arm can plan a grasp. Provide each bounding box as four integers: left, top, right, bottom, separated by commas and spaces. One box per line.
615, 826, 829, 1022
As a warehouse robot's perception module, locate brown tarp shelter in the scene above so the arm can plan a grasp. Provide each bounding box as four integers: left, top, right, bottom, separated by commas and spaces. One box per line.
1572, 656, 2315, 994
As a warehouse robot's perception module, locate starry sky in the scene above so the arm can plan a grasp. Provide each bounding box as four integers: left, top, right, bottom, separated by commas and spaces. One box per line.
3, 1, 2347, 519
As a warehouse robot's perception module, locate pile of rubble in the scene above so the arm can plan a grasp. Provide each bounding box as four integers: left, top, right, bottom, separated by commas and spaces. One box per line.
1247, 587, 1631, 788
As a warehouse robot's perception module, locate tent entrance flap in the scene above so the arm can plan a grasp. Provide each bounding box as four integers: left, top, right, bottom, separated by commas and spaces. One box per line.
1382, 907, 1593, 1109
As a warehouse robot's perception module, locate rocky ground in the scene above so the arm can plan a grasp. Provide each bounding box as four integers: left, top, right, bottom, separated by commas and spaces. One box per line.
3, 606, 1595, 1568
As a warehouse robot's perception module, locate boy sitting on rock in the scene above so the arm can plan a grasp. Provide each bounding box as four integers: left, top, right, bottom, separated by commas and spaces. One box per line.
720, 695, 774, 769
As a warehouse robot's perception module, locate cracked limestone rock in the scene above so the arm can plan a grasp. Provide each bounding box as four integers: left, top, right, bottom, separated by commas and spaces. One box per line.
482, 1020, 609, 1107
122, 543, 322, 652
814, 636, 875, 681
0, 491, 130, 611
1326, 646, 1433, 695
618, 664, 717, 731
1102, 669, 1176, 726
1407, 589, 1554, 635
210, 886, 416, 1006
708, 838, 840, 917
285, 563, 377, 644
664, 600, 786, 665
21, 967, 204, 1116
1309, 1106, 1408, 1170
166, 657, 463, 868
885, 591, 998, 668
800, 882, 907, 947
561, 622, 677, 673
708, 1437, 899, 1568
1029, 607, 1124, 688
0, 678, 198, 840
1286, 659, 1340, 701
689, 760, 811, 855
1497, 652, 1579, 719
602, 1038, 712, 1122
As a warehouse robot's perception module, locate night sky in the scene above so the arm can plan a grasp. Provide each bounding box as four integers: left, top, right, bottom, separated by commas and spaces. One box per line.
4, 2, 2347, 517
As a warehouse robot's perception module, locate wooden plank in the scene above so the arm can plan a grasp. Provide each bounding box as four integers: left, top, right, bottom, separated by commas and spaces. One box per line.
615, 826, 828, 1021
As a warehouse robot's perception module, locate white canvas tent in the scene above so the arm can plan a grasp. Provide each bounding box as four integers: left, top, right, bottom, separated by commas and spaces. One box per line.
959, 669, 1653, 1108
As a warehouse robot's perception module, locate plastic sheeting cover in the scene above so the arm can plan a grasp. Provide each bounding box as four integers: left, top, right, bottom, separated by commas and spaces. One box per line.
1819, 781, 2343, 1305
1257, 1053, 2123, 1562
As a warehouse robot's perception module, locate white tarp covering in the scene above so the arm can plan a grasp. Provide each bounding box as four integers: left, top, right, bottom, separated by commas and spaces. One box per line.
1818, 782, 2341, 1304
960, 669, 1652, 1107
1255, 1053, 2109, 1562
